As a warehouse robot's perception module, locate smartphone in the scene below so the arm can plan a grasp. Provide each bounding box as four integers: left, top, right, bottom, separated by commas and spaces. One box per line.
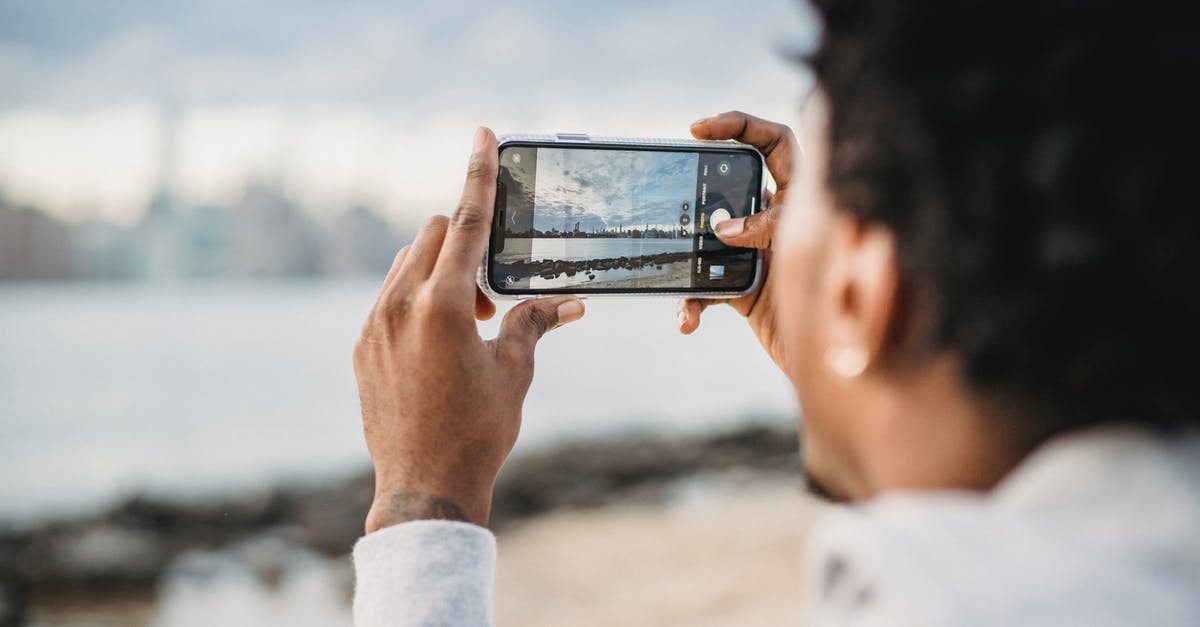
480, 134, 764, 298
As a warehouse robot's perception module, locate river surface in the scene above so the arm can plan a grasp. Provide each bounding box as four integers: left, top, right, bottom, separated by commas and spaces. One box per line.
0, 280, 795, 521
494, 237, 693, 263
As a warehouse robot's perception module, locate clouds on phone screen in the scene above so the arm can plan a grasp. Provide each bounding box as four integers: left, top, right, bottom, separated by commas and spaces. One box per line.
532, 149, 697, 234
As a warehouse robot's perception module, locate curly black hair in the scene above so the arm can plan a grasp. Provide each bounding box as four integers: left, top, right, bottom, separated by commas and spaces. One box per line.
806, 0, 1200, 429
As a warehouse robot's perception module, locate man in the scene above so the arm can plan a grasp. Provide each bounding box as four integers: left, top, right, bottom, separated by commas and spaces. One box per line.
351, 0, 1200, 624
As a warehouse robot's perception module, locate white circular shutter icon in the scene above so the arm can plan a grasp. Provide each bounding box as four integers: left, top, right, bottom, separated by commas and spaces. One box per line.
709, 207, 732, 231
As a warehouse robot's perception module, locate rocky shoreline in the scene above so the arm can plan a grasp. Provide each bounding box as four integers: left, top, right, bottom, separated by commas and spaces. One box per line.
496, 250, 694, 282
0, 424, 799, 624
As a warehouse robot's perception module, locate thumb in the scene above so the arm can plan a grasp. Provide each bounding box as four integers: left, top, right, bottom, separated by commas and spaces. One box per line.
714, 204, 779, 250
497, 296, 585, 359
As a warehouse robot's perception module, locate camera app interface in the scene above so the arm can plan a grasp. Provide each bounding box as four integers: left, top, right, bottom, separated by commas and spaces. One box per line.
492, 145, 759, 293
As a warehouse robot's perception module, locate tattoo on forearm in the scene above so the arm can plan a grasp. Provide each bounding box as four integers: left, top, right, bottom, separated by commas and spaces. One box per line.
383, 491, 468, 523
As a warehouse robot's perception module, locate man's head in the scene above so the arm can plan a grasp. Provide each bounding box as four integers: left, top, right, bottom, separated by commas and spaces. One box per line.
774, 0, 1200, 501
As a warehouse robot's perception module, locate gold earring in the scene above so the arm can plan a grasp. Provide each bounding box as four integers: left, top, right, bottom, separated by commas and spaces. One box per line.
825, 345, 869, 379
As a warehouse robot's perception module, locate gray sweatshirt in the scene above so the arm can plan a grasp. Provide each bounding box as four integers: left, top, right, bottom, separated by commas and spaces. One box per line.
352, 427, 1200, 626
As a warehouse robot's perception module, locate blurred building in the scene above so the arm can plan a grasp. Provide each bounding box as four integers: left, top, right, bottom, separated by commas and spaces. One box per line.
325, 204, 404, 276
0, 201, 74, 280
71, 216, 136, 279
231, 181, 323, 278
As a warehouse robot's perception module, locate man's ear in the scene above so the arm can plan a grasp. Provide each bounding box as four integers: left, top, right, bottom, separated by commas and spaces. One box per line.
822, 213, 901, 375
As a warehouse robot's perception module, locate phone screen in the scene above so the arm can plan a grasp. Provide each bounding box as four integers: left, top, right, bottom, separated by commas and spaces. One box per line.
488, 142, 762, 295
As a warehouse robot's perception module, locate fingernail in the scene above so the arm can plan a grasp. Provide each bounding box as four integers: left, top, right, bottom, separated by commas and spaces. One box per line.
678, 310, 687, 330
716, 217, 745, 237
472, 127, 488, 152
690, 118, 708, 128
556, 299, 585, 325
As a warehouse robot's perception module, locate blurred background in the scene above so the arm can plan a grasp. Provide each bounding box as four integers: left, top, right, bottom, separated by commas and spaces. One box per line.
0, 1, 819, 624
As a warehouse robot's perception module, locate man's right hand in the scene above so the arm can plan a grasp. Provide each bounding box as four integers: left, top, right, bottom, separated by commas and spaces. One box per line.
679, 111, 799, 372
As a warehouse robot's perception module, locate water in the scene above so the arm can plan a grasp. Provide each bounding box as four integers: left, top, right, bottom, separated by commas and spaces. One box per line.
527, 262, 680, 289
494, 238, 693, 264
0, 280, 795, 521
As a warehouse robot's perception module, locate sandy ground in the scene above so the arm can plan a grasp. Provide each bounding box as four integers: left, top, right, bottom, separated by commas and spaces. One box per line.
494, 471, 827, 627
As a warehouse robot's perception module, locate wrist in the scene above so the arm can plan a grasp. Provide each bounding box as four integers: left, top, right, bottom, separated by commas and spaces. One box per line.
365, 483, 493, 533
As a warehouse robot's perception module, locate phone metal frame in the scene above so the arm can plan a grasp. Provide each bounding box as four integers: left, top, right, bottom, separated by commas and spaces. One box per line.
478, 133, 765, 300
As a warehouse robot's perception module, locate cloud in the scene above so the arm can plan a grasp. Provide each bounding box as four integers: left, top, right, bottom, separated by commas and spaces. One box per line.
0, 0, 818, 223
0, 105, 161, 222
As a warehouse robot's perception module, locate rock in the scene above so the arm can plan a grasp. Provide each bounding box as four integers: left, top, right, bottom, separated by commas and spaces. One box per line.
32, 526, 169, 588
489, 425, 797, 529
0, 566, 27, 627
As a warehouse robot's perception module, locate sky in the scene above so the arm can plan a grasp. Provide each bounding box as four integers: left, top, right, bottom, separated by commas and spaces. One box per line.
533, 149, 697, 234
0, 0, 818, 227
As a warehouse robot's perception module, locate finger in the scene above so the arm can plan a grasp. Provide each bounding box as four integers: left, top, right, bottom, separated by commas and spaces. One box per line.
690, 111, 798, 188
371, 245, 411, 312
762, 187, 775, 210
678, 298, 712, 335
435, 127, 498, 283
403, 215, 451, 282
713, 204, 780, 250
496, 296, 585, 362
475, 284, 496, 321
380, 245, 411, 291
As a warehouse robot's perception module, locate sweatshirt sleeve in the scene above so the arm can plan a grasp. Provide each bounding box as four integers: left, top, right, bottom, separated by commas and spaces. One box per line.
352, 519, 496, 627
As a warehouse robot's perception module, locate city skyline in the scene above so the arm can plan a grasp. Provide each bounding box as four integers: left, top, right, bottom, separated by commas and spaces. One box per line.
0, 182, 409, 281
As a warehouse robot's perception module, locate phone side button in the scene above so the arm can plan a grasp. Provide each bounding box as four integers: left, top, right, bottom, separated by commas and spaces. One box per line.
555, 133, 590, 142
